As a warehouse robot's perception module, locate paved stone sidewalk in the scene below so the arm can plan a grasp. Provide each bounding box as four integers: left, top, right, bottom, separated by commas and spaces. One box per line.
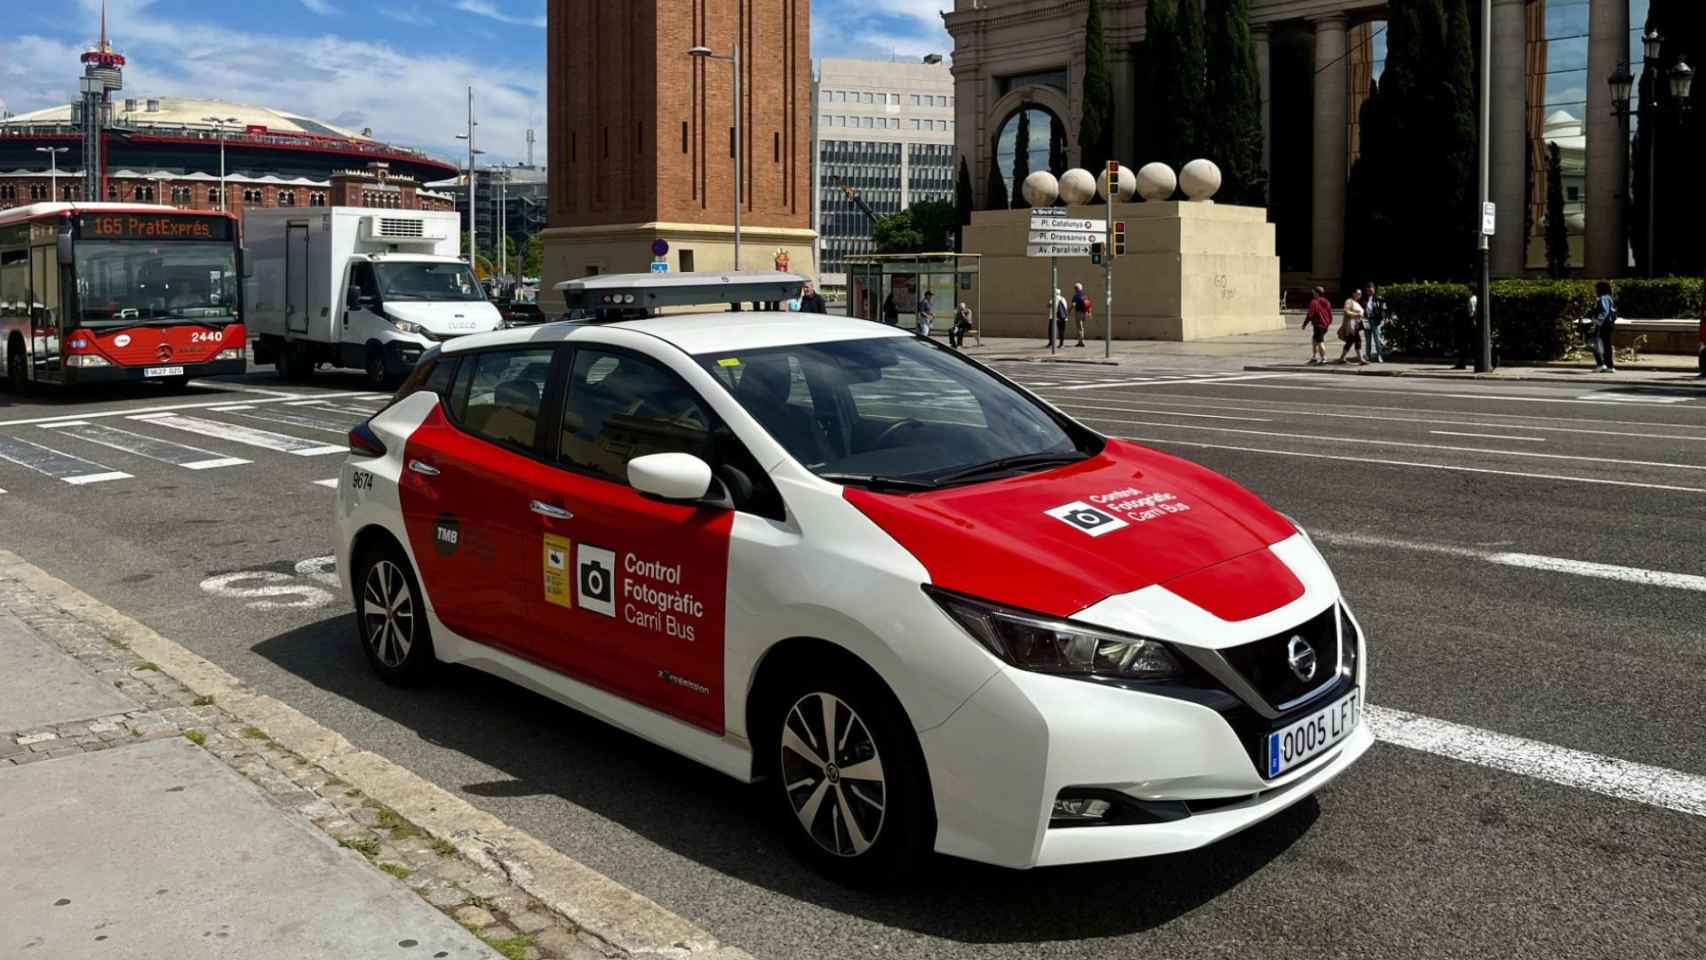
0, 570, 664, 960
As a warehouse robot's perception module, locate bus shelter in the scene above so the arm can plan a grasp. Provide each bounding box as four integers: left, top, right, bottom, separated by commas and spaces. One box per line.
844, 253, 982, 345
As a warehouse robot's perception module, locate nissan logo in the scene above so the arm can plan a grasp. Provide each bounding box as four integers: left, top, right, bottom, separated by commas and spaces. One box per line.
1286, 635, 1318, 683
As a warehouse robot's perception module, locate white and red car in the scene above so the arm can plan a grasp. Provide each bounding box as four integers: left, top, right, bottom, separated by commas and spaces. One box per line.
333, 274, 1371, 882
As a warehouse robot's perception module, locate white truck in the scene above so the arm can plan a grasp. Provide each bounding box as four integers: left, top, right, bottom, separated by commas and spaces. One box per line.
245, 207, 502, 386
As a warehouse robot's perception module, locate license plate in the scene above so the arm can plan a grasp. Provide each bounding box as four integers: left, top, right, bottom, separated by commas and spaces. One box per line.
1266, 690, 1359, 777
144, 366, 185, 378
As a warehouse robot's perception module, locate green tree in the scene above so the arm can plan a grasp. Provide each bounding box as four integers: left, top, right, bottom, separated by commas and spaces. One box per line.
1146, 0, 1205, 173
1010, 108, 1033, 208
1078, 0, 1115, 175
985, 153, 1008, 210
523, 234, 543, 278
1639, 0, 1704, 275
1047, 115, 1068, 178
1544, 142, 1569, 278
1343, 78, 1387, 291
1440, 0, 1480, 281
1203, 0, 1266, 206
955, 156, 975, 251
872, 199, 959, 254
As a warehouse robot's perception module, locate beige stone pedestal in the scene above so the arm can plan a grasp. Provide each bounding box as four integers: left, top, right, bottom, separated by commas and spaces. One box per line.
539, 222, 818, 299
963, 201, 1282, 341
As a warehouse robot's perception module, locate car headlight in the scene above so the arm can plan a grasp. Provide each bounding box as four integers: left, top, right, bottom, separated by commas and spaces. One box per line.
392, 319, 425, 335
927, 588, 1183, 680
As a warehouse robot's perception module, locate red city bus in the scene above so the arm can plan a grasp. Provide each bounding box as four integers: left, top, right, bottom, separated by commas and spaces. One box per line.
0, 203, 245, 390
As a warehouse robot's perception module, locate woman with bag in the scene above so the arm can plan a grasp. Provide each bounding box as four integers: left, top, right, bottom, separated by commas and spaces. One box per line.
1337, 289, 1367, 365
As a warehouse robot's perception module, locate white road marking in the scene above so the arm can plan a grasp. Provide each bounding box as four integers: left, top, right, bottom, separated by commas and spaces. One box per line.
1123, 435, 1706, 494
210, 404, 256, 412
1429, 430, 1546, 442
0, 390, 387, 428
1059, 373, 1289, 391
40, 420, 253, 470
1168, 378, 1698, 409
0, 435, 132, 485
217, 408, 354, 435
198, 571, 335, 609
1365, 706, 1706, 819
295, 556, 341, 587
1085, 415, 1706, 473
313, 478, 340, 488
1574, 392, 1692, 404
128, 413, 344, 456
1054, 402, 1272, 423
1313, 530, 1706, 592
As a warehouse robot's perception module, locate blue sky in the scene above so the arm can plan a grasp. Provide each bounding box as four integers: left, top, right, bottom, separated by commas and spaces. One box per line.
0, 0, 953, 168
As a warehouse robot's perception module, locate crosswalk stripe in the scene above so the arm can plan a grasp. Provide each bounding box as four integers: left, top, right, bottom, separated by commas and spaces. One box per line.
0, 435, 132, 484
219, 409, 354, 435
128, 413, 344, 456
40, 421, 253, 470
313, 478, 340, 488
64, 472, 130, 485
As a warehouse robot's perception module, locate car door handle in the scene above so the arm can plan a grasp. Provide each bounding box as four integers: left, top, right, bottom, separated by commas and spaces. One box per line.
529, 500, 573, 520
407, 459, 440, 477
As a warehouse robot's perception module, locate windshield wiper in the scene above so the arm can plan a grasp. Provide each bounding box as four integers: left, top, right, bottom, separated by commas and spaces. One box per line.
929, 451, 1090, 485
815, 472, 941, 492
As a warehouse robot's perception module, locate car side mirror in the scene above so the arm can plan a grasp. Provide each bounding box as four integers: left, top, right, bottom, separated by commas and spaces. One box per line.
628, 452, 720, 505
346, 284, 362, 310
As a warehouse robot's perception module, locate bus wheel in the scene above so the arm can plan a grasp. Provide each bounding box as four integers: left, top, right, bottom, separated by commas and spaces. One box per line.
5, 346, 30, 395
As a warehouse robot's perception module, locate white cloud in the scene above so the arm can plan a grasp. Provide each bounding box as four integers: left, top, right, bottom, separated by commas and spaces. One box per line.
454, 1, 546, 29
379, 5, 435, 26
0, 0, 546, 166
300, 0, 339, 15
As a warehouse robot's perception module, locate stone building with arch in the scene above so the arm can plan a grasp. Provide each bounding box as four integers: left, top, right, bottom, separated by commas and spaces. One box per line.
945, 0, 1646, 290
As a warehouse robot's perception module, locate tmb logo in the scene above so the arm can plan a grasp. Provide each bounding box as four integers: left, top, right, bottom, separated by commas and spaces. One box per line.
1044, 501, 1129, 537
433, 514, 460, 555
576, 543, 617, 618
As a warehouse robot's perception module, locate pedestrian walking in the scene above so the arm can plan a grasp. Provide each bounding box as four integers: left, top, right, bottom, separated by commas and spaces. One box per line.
1454, 292, 1479, 369
881, 291, 900, 326
916, 290, 935, 338
1070, 282, 1090, 347
1338, 289, 1367, 365
1362, 282, 1387, 363
1590, 281, 1618, 373
1048, 288, 1069, 348
949, 302, 974, 349
1302, 286, 1332, 365
798, 280, 828, 314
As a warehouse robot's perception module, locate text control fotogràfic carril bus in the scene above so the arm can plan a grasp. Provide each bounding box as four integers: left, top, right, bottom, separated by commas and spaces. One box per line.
0, 203, 246, 391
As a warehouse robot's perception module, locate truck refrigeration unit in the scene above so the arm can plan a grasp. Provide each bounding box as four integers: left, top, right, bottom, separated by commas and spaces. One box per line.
245, 207, 502, 387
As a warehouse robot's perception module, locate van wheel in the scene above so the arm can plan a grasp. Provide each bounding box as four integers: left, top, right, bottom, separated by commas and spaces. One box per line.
364, 345, 390, 390
353, 543, 435, 685
768, 671, 933, 885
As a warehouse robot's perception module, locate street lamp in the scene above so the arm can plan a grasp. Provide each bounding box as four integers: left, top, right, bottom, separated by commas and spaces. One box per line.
202, 116, 238, 211
456, 87, 482, 274
689, 42, 742, 269
1610, 35, 1693, 277
35, 147, 68, 200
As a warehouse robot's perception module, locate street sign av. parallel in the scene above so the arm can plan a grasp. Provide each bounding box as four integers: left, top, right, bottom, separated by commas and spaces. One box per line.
1030, 217, 1106, 233
1027, 242, 1095, 258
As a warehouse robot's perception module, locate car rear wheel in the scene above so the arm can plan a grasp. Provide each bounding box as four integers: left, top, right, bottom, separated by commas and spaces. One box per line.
354, 544, 435, 685
770, 673, 933, 885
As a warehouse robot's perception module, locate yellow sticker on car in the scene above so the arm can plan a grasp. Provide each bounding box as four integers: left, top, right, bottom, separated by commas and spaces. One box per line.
717, 357, 742, 367
543, 533, 573, 608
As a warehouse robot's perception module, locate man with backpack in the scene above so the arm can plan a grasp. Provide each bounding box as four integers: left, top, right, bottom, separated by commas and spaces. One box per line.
1048, 288, 1069, 348
1590, 281, 1617, 373
1070, 282, 1090, 347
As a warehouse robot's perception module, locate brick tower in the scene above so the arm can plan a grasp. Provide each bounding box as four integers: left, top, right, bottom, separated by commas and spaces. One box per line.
540, 0, 815, 287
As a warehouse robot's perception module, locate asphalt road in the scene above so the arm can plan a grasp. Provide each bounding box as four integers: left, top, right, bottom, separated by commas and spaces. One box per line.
0, 361, 1702, 959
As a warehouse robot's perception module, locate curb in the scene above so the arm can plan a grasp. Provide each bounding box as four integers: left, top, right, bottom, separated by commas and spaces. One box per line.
969, 354, 1122, 365
0, 549, 752, 960
1241, 363, 1706, 389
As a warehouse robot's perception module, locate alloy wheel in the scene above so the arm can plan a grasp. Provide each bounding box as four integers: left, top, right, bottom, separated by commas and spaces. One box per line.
780, 692, 887, 857
362, 560, 415, 668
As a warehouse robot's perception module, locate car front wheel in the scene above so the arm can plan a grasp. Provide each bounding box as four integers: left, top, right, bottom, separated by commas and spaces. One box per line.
772, 674, 933, 885
354, 544, 435, 685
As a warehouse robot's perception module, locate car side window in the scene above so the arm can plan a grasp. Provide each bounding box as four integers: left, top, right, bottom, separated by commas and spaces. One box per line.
451, 348, 555, 451
560, 349, 714, 482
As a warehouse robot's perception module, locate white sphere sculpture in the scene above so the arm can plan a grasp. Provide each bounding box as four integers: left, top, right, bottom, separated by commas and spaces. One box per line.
1057, 168, 1096, 205
1096, 165, 1138, 202
1180, 159, 1223, 202
1135, 162, 1177, 201
1021, 170, 1060, 208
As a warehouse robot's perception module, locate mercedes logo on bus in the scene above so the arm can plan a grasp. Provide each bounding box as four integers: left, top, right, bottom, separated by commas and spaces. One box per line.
1286, 635, 1318, 683
156, 344, 174, 363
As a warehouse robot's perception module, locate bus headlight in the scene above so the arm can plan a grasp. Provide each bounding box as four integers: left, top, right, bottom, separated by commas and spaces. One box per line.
66, 355, 111, 368
217, 349, 244, 360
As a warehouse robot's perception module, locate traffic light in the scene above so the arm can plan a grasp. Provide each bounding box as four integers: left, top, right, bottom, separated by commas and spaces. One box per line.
1113, 221, 1126, 257
1090, 242, 1103, 265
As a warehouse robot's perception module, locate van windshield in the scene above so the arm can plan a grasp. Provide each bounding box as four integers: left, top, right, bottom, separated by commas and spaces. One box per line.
75, 241, 239, 326
373, 262, 485, 302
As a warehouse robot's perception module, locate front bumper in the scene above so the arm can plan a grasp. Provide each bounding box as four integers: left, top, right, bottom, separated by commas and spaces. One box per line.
58, 358, 246, 384
918, 620, 1370, 869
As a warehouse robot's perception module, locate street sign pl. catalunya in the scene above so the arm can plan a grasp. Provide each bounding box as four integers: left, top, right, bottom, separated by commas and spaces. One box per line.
1030, 217, 1106, 234
1027, 208, 1106, 257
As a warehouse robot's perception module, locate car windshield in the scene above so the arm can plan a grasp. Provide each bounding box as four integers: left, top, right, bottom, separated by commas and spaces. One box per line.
74, 241, 238, 326
373, 262, 486, 302
698, 336, 1097, 488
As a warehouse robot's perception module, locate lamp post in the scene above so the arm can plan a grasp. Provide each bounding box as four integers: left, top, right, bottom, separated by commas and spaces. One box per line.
1610, 33, 1694, 277
202, 116, 237, 211
456, 88, 482, 274
35, 147, 68, 200
689, 42, 742, 269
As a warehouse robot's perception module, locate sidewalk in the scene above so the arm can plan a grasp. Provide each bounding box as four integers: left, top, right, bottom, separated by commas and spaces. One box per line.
0, 552, 746, 960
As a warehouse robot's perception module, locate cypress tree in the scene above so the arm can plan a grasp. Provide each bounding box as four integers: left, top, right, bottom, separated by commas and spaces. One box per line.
954, 155, 974, 249
1079, 0, 1115, 175
1169, 0, 1207, 170
1441, 0, 1480, 282
1048, 115, 1068, 178
1143, 0, 1178, 174
1343, 78, 1388, 290
1011, 108, 1033, 209
1370, 0, 1452, 281
1203, 0, 1267, 206
1642, 0, 1703, 275
985, 151, 1008, 210
1544, 142, 1569, 277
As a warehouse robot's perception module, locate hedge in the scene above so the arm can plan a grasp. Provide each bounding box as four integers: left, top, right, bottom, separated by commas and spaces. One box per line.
1380, 277, 1700, 362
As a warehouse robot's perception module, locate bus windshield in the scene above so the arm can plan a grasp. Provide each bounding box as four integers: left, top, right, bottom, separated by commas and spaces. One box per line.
373, 261, 485, 302
75, 241, 239, 326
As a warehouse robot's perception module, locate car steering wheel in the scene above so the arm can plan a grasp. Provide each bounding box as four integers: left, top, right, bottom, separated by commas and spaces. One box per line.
874, 418, 925, 448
